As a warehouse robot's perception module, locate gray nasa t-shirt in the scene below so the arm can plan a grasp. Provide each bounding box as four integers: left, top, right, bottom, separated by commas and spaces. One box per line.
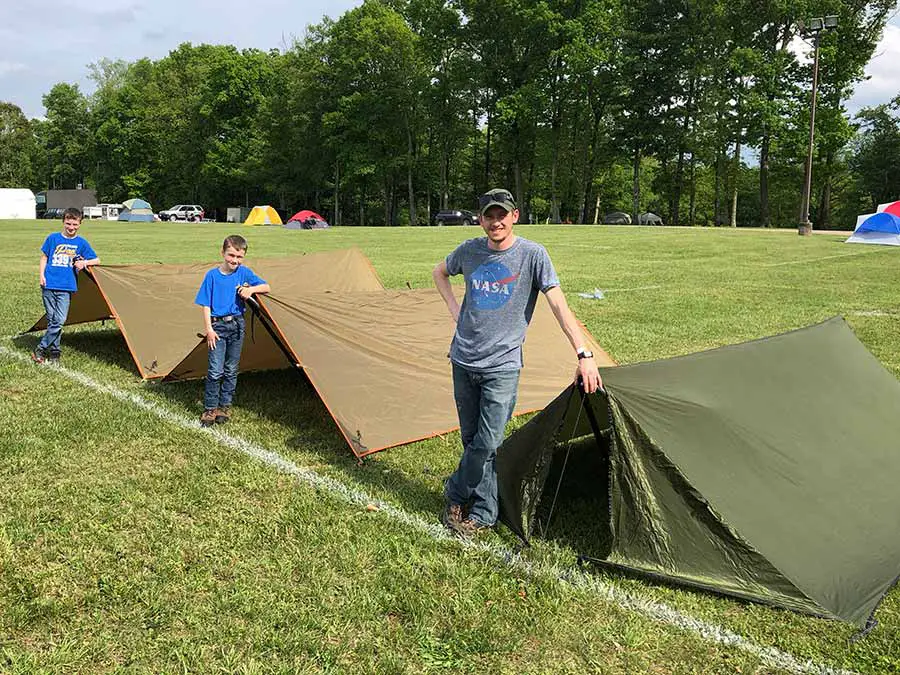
446, 236, 560, 371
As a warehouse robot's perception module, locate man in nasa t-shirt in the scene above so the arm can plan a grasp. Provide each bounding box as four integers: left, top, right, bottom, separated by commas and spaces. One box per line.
432, 188, 602, 537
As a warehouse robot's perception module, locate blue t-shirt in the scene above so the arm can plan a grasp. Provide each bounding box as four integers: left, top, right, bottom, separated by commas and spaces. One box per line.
446, 236, 560, 371
194, 265, 266, 317
41, 232, 97, 292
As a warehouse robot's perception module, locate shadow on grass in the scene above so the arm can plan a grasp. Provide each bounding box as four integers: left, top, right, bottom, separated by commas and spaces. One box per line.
154, 368, 451, 521
26, 325, 450, 519
11, 326, 139, 376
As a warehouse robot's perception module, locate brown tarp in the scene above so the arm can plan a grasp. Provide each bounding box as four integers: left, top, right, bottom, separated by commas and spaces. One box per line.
27, 248, 614, 456
258, 289, 611, 456
28, 249, 385, 378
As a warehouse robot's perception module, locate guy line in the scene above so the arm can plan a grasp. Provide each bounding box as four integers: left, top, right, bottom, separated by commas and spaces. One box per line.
0, 344, 857, 675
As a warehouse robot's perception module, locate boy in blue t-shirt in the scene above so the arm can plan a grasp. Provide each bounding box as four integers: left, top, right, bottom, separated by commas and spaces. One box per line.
33, 207, 100, 364
194, 235, 270, 427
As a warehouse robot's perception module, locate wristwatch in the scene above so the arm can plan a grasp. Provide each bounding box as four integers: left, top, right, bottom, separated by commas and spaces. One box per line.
577, 348, 594, 360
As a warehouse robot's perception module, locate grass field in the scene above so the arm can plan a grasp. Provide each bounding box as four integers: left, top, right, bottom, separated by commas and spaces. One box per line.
1, 218, 899, 673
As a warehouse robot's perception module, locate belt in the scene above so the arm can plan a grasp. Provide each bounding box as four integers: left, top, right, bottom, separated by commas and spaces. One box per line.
211, 314, 243, 322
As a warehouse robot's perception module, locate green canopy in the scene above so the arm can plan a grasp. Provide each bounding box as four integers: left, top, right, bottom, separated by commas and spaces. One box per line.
497, 317, 900, 628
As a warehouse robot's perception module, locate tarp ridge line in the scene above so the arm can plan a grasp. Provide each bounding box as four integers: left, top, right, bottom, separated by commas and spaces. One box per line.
0, 343, 859, 675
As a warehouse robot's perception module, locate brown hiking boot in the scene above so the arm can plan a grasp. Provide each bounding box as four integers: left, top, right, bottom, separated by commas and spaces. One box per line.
441, 502, 464, 531
200, 409, 217, 427
214, 406, 231, 424
454, 518, 490, 539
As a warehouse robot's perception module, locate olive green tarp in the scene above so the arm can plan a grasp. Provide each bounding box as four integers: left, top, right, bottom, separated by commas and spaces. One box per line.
27, 248, 613, 457
497, 317, 900, 628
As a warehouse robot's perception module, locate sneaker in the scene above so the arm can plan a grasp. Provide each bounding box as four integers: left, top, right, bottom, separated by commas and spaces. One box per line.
214, 406, 231, 424
30, 349, 46, 364
47, 352, 60, 364
454, 518, 491, 538
200, 409, 217, 427
441, 502, 464, 531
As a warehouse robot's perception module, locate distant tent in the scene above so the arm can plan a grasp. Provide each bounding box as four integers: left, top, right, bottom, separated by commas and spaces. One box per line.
497, 317, 900, 629
638, 211, 663, 225
0, 188, 36, 219
286, 209, 329, 229
847, 201, 900, 245
602, 211, 631, 224
118, 198, 155, 222
26, 248, 614, 459
244, 205, 282, 225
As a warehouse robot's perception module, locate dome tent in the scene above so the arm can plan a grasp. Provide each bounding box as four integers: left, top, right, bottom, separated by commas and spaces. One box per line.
846, 201, 900, 245
244, 205, 282, 225
286, 209, 329, 230
118, 198, 155, 222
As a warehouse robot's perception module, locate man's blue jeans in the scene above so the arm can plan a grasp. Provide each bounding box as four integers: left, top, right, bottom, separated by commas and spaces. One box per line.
444, 363, 520, 527
37, 287, 72, 356
203, 316, 244, 410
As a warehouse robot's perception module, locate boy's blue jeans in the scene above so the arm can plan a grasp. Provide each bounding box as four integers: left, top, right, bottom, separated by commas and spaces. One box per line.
444, 363, 520, 527
203, 316, 245, 410
37, 288, 72, 356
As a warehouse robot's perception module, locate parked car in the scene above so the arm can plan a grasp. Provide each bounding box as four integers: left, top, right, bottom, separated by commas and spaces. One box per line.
159, 204, 205, 222
40, 207, 67, 220
433, 209, 477, 226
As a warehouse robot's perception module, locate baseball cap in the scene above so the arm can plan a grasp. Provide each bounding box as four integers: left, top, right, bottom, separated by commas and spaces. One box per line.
478, 188, 517, 215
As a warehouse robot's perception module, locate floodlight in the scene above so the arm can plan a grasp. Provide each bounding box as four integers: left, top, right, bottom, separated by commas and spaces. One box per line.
808, 17, 824, 32
824, 15, 838, 29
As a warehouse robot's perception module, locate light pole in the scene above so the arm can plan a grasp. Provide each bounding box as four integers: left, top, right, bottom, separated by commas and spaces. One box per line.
798, 15, 838, 236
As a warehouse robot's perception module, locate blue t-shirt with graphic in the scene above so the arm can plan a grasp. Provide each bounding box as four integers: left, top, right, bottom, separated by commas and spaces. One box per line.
194, 265, 266, 317
445, 236, 559, 371
41, 232, 97, 292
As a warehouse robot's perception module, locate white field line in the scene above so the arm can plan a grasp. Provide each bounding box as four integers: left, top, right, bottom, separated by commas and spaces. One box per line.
0, 345, 857, 675
761, 248, 889, 267
850, 310, 900, 318
601, 284, 664, 293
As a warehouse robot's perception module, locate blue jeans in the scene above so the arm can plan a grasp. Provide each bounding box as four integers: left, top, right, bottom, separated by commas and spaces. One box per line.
444, 363, 520, 527
203, 316, 245, 410
37, 288, 72, 356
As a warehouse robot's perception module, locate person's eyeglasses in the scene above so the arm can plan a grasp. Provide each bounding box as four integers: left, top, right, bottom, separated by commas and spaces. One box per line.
478, 190, 515, 209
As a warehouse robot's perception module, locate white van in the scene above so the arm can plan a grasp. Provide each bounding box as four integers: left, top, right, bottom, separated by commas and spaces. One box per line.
84, 203, 123, 220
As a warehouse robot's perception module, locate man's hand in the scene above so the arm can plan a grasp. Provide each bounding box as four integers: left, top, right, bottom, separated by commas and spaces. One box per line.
205, 328, 219, 350
576, 357, 602, 394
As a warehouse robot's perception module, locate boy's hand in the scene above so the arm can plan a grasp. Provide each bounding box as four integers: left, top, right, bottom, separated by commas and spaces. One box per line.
205, 329, 219, 350
237, 286, 253, 299
40, 275, 46, 287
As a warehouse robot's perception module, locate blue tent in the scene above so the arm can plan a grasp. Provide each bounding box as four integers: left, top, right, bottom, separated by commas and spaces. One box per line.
118, 198, 155, 222
846, 210, 900, 246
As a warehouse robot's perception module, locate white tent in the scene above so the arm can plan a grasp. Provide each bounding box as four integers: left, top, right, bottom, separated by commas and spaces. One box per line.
0, 189, 36, 219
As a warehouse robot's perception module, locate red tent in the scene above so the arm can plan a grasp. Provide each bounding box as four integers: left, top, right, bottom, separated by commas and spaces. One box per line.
289, 209, 325, 222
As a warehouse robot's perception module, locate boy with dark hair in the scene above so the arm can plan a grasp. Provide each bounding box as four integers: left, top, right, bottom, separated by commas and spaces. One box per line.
195, 235, 270, 427
33, 207, 99, 363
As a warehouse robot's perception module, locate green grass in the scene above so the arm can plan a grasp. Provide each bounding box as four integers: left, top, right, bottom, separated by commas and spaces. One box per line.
2, 218, 899, 673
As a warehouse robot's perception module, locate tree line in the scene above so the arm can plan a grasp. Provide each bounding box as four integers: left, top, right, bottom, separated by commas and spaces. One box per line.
0, 0, 897, 228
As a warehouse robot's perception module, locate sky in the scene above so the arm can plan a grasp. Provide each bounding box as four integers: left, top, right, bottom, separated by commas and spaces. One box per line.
0, 1, 898, 121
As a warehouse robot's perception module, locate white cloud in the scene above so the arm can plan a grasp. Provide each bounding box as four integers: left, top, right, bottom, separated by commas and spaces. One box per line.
0, 61, 27, 77
846, 22, 900, 114
0, 0, 362, 119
